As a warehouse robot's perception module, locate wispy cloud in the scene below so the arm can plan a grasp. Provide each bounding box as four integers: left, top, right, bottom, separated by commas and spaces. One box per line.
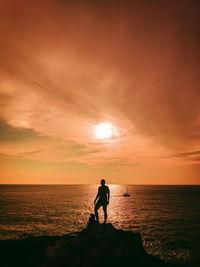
0, 119, 43, 142
0, 0, 199, 184
94, 159, 139, 170
174, 151, 200, 157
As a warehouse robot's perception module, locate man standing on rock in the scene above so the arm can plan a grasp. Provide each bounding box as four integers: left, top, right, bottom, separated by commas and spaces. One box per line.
94, 179, 110, 224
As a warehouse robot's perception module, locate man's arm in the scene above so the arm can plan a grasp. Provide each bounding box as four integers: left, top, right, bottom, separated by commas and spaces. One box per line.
94, 188, 100, 205
107, 187, 110, 205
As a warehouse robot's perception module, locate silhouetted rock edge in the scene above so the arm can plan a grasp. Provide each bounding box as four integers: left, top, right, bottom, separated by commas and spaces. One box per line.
0, 223, 185, 267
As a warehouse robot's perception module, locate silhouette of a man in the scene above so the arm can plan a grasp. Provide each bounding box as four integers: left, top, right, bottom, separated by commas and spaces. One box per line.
94, 179, 110, 224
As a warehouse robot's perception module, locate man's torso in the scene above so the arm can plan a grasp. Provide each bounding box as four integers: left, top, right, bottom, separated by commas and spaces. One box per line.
98, 185, 109, 203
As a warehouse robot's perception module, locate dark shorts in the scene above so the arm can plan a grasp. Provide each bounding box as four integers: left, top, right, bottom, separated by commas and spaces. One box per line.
95, 200, 107, 211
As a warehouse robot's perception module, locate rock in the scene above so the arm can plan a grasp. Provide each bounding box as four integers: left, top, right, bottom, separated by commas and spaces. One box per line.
41, 223, 182, 267
0, 223, 184, 267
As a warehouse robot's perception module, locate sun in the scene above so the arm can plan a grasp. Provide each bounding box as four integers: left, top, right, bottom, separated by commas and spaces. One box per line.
95, 123, 115, 139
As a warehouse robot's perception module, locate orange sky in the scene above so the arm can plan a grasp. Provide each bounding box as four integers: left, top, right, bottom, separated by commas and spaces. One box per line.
0, 0, 200, 184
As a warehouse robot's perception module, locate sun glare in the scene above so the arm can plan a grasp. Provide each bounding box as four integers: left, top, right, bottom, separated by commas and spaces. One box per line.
95, 123, 115, 139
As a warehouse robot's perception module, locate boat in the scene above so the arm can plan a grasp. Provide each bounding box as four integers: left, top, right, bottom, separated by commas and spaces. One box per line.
123, 192, 131, 197
123, 186, 131, 197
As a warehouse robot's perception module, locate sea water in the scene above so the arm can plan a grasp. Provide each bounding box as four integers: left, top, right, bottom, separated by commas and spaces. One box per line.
0, 184, 200, 266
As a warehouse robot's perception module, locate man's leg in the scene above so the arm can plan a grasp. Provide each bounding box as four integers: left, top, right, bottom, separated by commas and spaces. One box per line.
94, 201, 101, 223
103, 204, 107, 224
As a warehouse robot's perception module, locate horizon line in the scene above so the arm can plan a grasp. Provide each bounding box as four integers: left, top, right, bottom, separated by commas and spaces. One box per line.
0, 183, 199, 186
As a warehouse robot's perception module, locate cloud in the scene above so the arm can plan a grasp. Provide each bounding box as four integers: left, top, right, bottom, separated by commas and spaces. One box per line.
188, 157, 200, 161
0, 0, 200, 183
94, 159, 139, 170
0, 152, 20, 159
0, 156, 90, 171
0, 119, 99, 164
0, 119, 42, 142
0, 149, 44, 159
0, 0, 199, 150
54, 142, 99, 160
172, 150, 200, 164
174, 151, 200, 157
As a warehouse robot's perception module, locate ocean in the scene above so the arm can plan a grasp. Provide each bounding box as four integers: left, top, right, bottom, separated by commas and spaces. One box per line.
0, 184, 200, 266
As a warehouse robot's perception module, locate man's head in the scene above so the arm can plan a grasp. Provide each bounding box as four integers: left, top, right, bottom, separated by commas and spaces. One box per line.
101, 179, 105, 185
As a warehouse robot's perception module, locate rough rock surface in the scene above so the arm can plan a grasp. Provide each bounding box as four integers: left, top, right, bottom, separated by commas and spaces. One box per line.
1, 223, 184, 267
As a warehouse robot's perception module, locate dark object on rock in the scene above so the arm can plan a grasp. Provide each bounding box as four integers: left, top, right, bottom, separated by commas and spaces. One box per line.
87, 213, 99, 230
88, 213, 97, 225
0, 224, 184, 267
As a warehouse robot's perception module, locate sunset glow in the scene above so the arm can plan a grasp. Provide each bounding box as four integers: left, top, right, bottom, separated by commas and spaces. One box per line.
0, 0, 199, 185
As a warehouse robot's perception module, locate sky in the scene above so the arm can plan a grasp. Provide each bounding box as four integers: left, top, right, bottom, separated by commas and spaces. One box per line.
0, 0, 200, 184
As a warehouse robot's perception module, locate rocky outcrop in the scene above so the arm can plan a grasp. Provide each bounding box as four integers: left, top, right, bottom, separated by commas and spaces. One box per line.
42, 223, 181, 267
0, 222, 184, 267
